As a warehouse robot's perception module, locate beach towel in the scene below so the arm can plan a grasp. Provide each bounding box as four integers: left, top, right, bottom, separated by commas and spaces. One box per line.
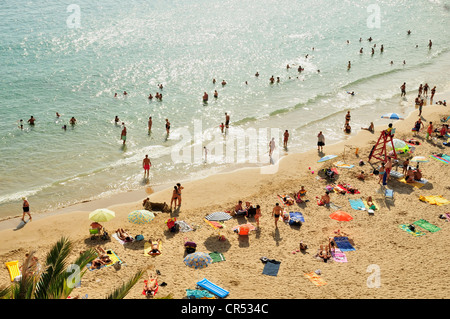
397, 178, 428, 188
362, 200, 379, 211
331, 248, 348, 263
430, 154, 450, 164
289, 212, 305, 225
209, 252, 226, 263
399, 224, 426, 237
5, 260, 21, 282
333, 237, 355, 251
262, 259, 281, 276
337, 184, 360, 194
87, 250, 122, 271
186, 289, 216, 299
304, 272, 327, 286
204, 219, 225, 229
112, 232, 135, 245
232, 223, 256, 232
144, 241, 162, 256
419, 195, 450, 206
177, 220, 194, 232
334, 161, 354, 169
277, 195, 294, 206
413, 219, 441, 233
205, 212, 233, 221
445, 213, 450, 222
349, 199, 365, 210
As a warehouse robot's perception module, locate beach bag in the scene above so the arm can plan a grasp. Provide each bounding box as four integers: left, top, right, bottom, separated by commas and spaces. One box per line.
135, 234, 144, 241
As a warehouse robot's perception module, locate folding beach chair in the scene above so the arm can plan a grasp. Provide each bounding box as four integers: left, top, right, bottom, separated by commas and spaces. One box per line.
384, 188, 394, 202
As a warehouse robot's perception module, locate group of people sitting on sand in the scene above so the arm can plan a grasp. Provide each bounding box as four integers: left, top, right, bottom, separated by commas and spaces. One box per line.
87, 246, 113, 269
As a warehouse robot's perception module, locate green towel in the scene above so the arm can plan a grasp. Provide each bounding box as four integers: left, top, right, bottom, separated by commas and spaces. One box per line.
209, 252, 225, 263
413, 219, 441, 233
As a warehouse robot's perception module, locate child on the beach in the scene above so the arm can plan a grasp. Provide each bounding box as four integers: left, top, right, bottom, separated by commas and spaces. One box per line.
254, 205, 261, 228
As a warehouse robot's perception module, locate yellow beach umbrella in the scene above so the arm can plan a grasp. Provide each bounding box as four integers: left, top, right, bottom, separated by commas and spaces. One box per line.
89, 208, 116, 222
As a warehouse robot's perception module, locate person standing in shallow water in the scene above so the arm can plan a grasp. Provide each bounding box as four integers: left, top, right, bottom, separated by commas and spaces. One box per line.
317, 131, 325, 152
143, 155, 151, 179
121, 126, 127, 145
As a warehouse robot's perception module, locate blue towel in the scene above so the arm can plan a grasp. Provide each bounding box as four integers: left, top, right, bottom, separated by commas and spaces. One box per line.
349, 199, 365, 210
334, 237, 355, 251
289, 212, 305, 223
262, 260, 281, 276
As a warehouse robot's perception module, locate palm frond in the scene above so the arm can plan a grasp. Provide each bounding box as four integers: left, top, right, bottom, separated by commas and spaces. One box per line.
13, 252, 38, 299
60, 249, 97, 299
105, 269, 145, 299
0, 285, 11, 299
35, 237, 72, 299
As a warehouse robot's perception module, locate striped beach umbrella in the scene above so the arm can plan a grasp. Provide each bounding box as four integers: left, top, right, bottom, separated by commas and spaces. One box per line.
127, 210, 155, 225
89, 209, 116, 222
183, 252, 212, 270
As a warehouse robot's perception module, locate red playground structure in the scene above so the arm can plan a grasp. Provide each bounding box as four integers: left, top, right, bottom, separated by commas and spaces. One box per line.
368, 129, 398, 163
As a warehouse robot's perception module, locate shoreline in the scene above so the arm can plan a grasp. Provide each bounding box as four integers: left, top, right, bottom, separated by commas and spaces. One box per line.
0, 90, 447, 231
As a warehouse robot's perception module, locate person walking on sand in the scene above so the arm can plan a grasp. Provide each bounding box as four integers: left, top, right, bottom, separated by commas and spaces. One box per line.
21, 197, 31, 222
254, 205, 261, 229
426, 122, 433, 140
170, 186, 178, 209
272, 203, 282, 228
378, 162, 385, 185
121, 126, 127, 145
317, 131, 325, 152
400, 82, 406, 97
143, 155, 151, 178
283, 130, 289, 149
148, 116, 152, 134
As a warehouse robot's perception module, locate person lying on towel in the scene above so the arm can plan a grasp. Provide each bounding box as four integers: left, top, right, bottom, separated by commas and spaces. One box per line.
148, 238, 162, 255
116, 228, 133, 242
143, 272, 159, 297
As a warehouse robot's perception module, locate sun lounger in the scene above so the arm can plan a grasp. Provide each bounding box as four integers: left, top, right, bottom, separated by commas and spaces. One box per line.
333, 237, 355, 251
304, 272, 327, 286
5, 260, 21, 282
399, 224, 426, 237
196, 278, 229, 298
349, 199, 365, 210
413, 219, 441, 233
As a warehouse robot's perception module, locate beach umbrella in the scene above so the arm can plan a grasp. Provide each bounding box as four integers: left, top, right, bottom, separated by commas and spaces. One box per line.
183, 252, 212, 270
410, 156, 429, 163
89, 208, 115, 222
388, 139, 410, 153
381, 113, 404, 120
318, 155, 337, 163
329, 210, 353, 222
205, 212, 233, 222
127, 210, 155, 225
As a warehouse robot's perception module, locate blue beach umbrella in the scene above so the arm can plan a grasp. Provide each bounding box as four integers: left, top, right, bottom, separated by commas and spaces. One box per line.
318, 155, 337, 163
127, 210, 155, 225
381, 113, 404, 120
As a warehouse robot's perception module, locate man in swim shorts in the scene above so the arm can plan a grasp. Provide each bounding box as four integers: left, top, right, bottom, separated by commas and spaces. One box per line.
121, 126, 127, 145
143, 155, 151, 178
165, 119, 170, 135
21, 197, 31, 222
225, 113, 230, 129
283, 130, 289, 148
272, 203, 283, 228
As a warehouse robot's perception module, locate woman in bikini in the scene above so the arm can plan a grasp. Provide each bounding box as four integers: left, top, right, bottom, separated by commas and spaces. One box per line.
143, 272, 159, 297
148, 238, 162, 255
165, 119, 170, 135
170, 186, 178, 209
378, 163, 385, 184
176, 183, 184, 206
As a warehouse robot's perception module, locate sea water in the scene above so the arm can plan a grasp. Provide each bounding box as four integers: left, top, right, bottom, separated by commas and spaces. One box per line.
0, 0, 449, 219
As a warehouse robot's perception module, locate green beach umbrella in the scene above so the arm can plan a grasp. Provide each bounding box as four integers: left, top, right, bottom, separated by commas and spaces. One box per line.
127, 210, 155, 225
389, 139, 409, 153
89, 208, 116, 222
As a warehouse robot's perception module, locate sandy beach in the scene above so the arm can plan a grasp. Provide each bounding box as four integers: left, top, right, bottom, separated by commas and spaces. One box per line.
1, 93, 449, 299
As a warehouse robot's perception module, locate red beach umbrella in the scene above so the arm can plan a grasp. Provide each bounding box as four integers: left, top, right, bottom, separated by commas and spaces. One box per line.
329, 210, 353, 222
